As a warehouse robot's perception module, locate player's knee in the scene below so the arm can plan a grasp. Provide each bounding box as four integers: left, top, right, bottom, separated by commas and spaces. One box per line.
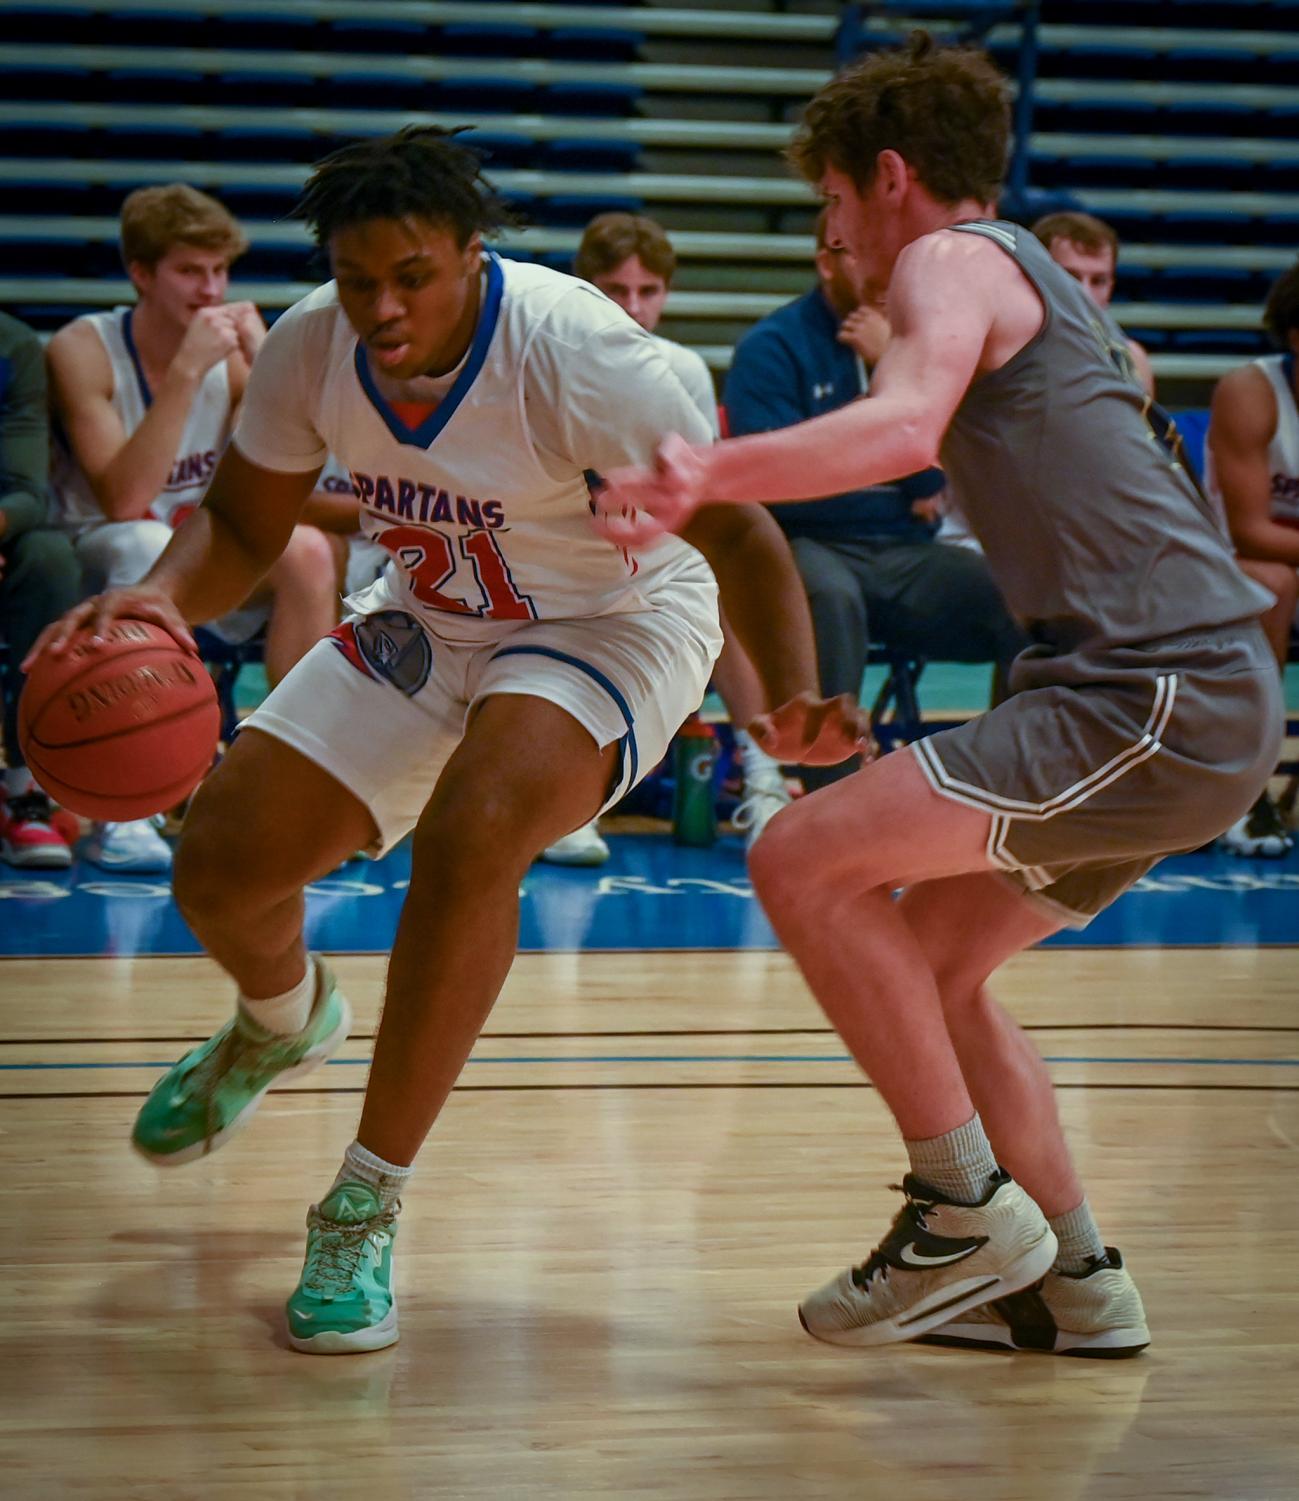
748, 804, 825, 907
272, 526, 337, 598
173, 783, 276, 924
412, 783, 533, 879
171, 821, 236, 927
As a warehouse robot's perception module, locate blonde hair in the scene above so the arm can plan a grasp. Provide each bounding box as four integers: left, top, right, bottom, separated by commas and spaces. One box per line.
119, 184, 248, 270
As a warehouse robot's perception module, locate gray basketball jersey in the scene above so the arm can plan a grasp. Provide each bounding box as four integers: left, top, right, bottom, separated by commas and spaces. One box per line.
938, 220, 1269, 651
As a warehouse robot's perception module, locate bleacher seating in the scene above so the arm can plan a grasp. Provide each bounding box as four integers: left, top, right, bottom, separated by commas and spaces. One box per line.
0, 0, 1294, 397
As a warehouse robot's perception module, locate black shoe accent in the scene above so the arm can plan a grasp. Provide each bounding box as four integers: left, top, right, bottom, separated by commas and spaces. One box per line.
1059, 1245, 1122, 1281
3, 790, 56, 826
984, 1282, 1059, 1352
900, 1167, 1012, 1209
849, 1174, 1000, 1290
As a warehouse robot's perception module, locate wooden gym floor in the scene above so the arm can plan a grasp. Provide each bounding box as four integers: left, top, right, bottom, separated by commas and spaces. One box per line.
2, 944, 1296, 1499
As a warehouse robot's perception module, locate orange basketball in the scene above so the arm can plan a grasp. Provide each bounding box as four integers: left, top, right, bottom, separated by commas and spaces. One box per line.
18, 618, 220, 821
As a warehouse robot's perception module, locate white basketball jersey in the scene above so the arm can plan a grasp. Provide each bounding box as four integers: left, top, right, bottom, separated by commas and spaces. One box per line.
234, 255, 716, 645
1206, 353, 1299, 528
652, 333, 720, 438
51, 306, 233, 531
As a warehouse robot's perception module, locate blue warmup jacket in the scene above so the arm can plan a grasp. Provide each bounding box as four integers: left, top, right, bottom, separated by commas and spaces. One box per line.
723, 286, 944, 543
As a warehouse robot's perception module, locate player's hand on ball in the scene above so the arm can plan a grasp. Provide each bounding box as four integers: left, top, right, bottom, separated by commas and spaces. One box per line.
23, 586, 196, 670
748, 692, 876, 767
593, 432, 709, 548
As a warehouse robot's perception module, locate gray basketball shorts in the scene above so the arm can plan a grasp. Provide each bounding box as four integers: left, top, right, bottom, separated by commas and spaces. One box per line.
910, 624, 1284, 925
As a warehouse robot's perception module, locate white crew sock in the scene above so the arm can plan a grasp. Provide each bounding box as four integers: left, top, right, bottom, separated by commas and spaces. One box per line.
238, 959, 316, 1036
329, 1139, 413, 1212
1049, 1198, 1108, 1275
904, 1113, 1001, 1204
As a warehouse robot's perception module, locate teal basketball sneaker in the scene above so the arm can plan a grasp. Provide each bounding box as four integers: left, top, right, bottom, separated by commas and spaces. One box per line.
286, 1181, 399, 1354
132, 958, 352, 1165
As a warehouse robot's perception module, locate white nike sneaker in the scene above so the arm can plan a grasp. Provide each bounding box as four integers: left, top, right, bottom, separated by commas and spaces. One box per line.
917, 1246, 1150, 1358
539, 819, 610, 867
799, 1170, 1057, 1348
85, 817, 173, 874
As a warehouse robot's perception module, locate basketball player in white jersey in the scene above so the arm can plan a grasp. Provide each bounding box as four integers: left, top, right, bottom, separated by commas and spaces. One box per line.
596, 36, 1282, 1358
1207, 256, 1299, 850
30, 128, 863, 1354
565, 211, 793, 859
46, 185, 344, 871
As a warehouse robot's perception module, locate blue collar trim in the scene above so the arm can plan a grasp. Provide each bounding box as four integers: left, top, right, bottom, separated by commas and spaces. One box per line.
122, 307, 152, 408
353, 252, 505, 449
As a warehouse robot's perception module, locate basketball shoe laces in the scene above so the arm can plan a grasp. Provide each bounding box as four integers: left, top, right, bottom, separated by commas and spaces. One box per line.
850, 1182, 942, 1291
302, 1203, 399, 1295
179, 1019, 304, 1150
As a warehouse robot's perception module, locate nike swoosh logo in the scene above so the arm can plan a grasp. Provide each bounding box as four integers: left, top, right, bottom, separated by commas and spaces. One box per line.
897, 1242, 981, 1268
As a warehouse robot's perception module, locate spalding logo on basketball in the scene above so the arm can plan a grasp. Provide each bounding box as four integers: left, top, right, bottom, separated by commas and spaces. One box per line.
18, 618, 221, 821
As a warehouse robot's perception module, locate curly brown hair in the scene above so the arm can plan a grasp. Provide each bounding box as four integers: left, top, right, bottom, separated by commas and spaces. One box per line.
1263, 257, 1299, 347
788, 32, 1009, 207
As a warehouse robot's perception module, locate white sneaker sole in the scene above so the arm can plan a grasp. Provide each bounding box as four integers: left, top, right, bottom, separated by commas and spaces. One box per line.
132, 993, 353, 1167
800, 1231, 1059, 1348
288, 1303, 398, 1355
1, 846, 73, 869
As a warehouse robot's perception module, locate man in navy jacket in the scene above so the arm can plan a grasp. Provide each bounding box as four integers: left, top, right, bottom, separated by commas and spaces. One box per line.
724, 212, 1025, 786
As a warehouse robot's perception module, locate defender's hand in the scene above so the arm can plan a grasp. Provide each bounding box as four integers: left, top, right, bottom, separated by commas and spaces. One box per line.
748, 692, 876, 767
593, 432, 709, 549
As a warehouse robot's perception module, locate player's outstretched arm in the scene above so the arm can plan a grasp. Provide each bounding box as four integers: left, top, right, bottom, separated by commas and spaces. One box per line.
594, 235, 999, 547
26, 445, 321, 663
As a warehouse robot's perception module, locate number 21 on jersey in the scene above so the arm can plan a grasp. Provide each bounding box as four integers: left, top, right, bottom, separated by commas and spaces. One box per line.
375, 524, 537, 620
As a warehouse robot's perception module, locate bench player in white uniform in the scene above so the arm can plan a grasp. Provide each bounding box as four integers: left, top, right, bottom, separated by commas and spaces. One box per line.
596, 37, 1282, 1359
32, 128, 862, 1354
47, 184, 342, 872
1207, 257, 1299, 852
562, 210, 793, 861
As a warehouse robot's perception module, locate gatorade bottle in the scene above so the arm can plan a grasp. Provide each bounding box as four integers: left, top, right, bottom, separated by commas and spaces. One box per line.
672, 715, 718, 847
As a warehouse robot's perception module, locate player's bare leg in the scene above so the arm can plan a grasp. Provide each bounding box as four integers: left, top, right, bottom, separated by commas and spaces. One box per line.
129, 728, 379, 1167
172, 727, 379, 998
748, 751, 1060, 1345
284, 693, 617, 1352
893, 873, 1149, 1356
356, 693, 618, 1164
895, 873, 1075, 1210
749, 749, 998, 1136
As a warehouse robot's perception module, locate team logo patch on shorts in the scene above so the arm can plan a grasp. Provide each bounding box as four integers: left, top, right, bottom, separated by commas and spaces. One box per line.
347, 610, 432, 697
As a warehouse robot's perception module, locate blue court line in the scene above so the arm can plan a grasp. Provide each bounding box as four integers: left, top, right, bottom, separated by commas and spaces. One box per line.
1, 1054, 1297, 1071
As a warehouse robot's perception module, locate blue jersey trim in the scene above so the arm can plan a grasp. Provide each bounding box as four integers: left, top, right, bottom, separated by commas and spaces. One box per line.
490, 643, 640, 796
353, 252, 505, 450
121, 308, 152, 408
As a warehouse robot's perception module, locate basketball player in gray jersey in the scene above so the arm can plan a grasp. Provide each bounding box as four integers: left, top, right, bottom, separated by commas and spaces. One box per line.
596, 34, 1283, 1358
